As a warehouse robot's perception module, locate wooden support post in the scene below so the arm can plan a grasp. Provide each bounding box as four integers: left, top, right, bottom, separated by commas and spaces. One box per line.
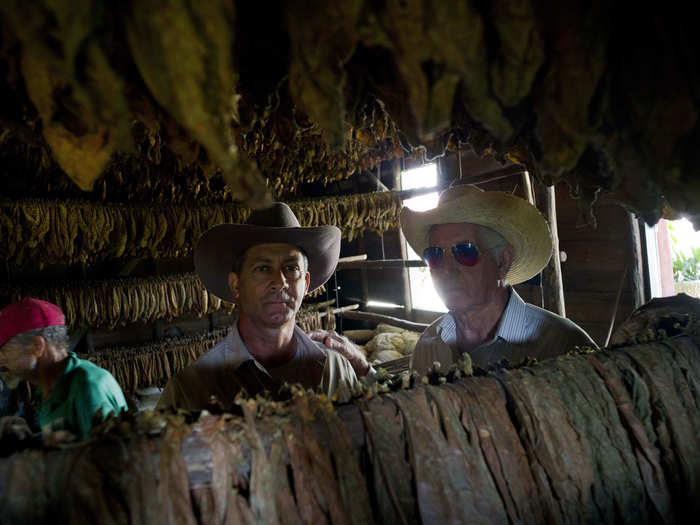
628, 213, 646, 308
394, 158, 414, 320
537, 184, 566, 317
521, 171, 535, 205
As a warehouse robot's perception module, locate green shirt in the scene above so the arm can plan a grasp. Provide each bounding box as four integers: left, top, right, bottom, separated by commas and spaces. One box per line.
38, 353, 127, 440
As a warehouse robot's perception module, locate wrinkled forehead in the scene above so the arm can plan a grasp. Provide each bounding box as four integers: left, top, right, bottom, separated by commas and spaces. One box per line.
428, 222, 490, 244
241, 242, 305, 262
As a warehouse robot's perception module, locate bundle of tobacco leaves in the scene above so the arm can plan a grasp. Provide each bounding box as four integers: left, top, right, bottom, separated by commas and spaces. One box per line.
1, 0, 698, 223
0, 192, 400, 268
81, 329, 229, 394
0, 273, 235, 330
1, 306, 698, 524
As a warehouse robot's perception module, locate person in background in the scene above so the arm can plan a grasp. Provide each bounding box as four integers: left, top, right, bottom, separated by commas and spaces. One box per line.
157, 202, 358, 410
312, 184, 597, 376
400, 185, 597, 374
0, 298, 127, 442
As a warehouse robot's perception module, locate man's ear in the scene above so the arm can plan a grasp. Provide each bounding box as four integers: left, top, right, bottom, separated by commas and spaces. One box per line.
31, 336, 46, 358
227, 272, 240, 302
303, 271, 310, 295
498, 244, 515, 279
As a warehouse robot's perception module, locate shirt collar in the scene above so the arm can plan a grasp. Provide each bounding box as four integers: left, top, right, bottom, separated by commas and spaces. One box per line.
436, 286, 526, 347
224, 321, 320, 372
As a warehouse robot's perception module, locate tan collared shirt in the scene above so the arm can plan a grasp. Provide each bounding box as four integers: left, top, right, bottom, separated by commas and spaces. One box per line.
157, 323, 358, 410
410, 288, 597, 374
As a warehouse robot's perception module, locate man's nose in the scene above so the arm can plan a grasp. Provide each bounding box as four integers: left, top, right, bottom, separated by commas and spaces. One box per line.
269, 269, 288, 289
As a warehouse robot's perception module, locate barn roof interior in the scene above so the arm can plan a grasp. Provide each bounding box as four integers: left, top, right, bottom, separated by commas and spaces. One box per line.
1, 1, 699, 523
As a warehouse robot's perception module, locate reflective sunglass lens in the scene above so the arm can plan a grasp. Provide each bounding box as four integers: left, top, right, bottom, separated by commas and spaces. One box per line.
452, 243, 479, 266
423, 246, 444, 268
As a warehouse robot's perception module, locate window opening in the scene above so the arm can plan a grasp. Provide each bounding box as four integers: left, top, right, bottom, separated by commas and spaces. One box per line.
666, 218, 700, 298
400, 164, 447, 313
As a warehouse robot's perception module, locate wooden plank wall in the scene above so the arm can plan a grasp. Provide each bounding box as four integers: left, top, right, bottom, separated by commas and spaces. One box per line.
555, 186, 638, 346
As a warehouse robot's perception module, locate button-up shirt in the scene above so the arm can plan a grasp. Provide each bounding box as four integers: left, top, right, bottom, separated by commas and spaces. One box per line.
157, 322, 358, 410
410, 288, 597, 374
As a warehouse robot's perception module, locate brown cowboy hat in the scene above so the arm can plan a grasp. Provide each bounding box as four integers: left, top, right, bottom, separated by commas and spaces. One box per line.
400, 185, 553, 285
195, 203, 341, 303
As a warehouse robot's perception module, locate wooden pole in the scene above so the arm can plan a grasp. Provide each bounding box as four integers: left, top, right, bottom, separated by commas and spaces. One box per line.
537, 185, 566, 317
521, 171, 535, 205
628, 213, 646, 308
393, 158, 414, 320
336, 259, 426, 270
340, 310, 428, 331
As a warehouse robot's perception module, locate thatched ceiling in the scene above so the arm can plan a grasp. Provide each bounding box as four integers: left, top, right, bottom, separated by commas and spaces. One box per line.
0, 1, 698, 225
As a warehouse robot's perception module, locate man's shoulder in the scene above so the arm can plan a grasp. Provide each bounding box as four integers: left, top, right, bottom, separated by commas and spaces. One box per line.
70, 357, 119, 390
520, 301, 597, 346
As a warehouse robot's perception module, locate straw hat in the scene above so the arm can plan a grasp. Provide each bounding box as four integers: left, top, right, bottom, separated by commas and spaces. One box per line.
399, 185, 552, 285
195, 203, 341, 303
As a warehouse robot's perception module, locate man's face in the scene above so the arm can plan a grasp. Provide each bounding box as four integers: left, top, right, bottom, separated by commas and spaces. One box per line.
428, 222, 509, 312
229, 243, 310, 328
0, 337, 40, 387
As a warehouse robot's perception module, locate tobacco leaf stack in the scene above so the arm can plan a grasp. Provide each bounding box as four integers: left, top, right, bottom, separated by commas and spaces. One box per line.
1, 330, 698, 524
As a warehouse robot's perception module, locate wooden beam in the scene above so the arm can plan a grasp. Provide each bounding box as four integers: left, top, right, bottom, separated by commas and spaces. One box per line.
394, 165, 528, 201
628, 213, 647, 308
336, 259, 426, 270
319, 304, 360, 318
337, 254, 368, 263
340, 310, 428, 331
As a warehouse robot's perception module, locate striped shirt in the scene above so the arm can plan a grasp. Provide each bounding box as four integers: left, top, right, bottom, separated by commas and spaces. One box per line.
410, 288, 597, 374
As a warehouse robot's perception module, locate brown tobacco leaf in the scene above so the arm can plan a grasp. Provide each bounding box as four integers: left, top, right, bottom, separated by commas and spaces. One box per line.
285, 1, 362, 148
615, 339, 700, 519
283, 420, 329, 525
451, 378, 545, 524
125, 0, 268, 205
18, 52, 120, 191
488, 0, 545, 108
501, 354, 652, 525
243, 400, 303, 525
0, 0, 131, 191
359, 395, 419, 525
532, 1, 612, 175
587, 353, 674, 523
186, 414, 231, 525
390, 386, 508, 524
158, 415, 199, 525
296, 395, 351, 525
315, 398, 374, 525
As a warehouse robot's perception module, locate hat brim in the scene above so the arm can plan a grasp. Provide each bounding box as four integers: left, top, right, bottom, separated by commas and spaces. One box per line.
194, 224, 341, 303
399, 191, 552, 285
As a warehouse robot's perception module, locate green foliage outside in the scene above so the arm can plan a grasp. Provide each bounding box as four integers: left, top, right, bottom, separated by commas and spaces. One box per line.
668, 222, 700, 282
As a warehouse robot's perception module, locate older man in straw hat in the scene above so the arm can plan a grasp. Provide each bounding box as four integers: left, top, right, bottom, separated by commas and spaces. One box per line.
400, 185, 596, 374
157, 203, 358, 410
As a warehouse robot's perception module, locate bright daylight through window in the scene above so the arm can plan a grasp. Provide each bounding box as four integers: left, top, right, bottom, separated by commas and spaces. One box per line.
400, 164, 447, 313
668, 218, 700, 298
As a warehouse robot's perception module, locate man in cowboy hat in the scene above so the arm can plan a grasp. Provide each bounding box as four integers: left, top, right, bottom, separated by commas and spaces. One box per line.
400, 185, 597, 374
157, 203, 358, 410
0, 298, 127, 441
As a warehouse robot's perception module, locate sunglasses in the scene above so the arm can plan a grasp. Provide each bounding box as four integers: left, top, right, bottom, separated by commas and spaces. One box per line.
423, 242, 479, 268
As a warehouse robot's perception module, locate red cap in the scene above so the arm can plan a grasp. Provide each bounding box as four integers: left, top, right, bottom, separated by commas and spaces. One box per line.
0, 298, 65, 348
